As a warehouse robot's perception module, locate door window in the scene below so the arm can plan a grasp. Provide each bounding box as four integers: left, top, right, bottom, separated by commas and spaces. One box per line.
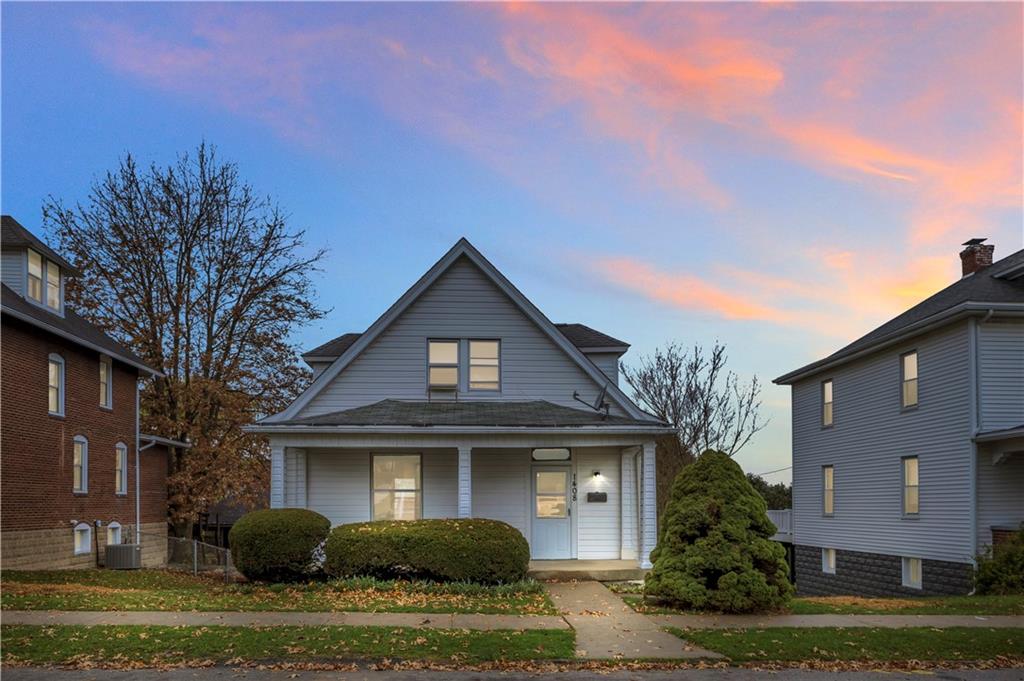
535, 470, 568, 518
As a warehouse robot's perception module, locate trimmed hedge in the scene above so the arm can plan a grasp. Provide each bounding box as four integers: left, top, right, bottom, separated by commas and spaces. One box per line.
324, 519, 530, 584
229, 508, 331, 582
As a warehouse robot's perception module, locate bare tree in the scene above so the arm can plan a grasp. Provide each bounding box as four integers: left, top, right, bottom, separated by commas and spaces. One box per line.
44, 143, 328, 538
622, 341, 767, 457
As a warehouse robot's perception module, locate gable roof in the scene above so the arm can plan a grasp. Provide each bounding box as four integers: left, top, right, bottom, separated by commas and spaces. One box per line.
1, 215, 81, 276
775, 248, 1024, 385
2, 283, 159, 375
268, 238, 657, 423
302, 323, 627, 362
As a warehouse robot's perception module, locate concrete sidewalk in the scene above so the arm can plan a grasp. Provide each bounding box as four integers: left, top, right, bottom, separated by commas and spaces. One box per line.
544, 581, 721, 660
0, 610, 569, 631
650, 612, 1024, 629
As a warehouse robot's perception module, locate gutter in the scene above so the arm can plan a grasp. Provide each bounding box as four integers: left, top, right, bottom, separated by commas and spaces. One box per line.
245, 424, 676, 436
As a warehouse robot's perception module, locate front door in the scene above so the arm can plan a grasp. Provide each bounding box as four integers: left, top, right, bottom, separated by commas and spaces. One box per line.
531, 466, 572, 559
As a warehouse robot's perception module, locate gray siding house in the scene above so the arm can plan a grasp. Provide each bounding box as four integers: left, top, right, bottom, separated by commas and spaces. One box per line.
775, 240, 1024, 596
250, 239, 672, 568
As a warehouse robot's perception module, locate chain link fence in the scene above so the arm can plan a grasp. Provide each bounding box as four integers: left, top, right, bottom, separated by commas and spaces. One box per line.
138, 528, 238, 582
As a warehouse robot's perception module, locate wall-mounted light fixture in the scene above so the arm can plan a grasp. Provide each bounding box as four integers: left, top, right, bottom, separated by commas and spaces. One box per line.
593, 470, 601, 478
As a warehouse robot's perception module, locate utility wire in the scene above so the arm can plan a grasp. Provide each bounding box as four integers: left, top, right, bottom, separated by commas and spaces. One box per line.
752, 465, 792, 477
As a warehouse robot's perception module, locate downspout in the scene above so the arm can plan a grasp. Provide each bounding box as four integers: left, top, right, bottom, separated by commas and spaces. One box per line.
136, 382, 142, 545
966, 315, 985, 577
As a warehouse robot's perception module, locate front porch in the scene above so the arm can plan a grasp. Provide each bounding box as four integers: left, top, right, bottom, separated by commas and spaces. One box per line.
528, 559, 648, 581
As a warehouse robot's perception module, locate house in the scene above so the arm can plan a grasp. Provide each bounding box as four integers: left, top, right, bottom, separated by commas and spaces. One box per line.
1, 216, 185, 569
250, 238, 673, 570
775, 239, 1024, 596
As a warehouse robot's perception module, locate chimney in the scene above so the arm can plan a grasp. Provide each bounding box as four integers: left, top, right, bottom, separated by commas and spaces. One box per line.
959, 238, 994, 277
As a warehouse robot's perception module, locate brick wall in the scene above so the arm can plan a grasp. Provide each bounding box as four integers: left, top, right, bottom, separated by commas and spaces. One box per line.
795, 544, 973, 596
1, 316, 168, 569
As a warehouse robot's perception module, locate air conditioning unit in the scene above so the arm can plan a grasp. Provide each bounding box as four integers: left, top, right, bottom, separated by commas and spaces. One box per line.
105, 544, 142, 569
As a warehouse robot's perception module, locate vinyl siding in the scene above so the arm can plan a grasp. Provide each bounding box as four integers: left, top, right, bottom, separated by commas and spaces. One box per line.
300, 256, 622, 417
791, 322, 974, 564
470, 449, 531, 541
976, 449, 1024, 553
977, 321, 1024, 432
1, 249, 25, 296
586, 353, 620, 387
576, 448, 621, 559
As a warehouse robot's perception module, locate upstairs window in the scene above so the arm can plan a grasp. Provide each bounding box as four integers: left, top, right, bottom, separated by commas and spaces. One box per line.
99, 357, 113, 408
469, 340, 500, 391
115, 443, 128, 495
902, 456, 919, 515
901, 351, 918, 408
73, 435, 89, 493
48, 354, 64, 415
823, 465, 834, 516
27, 249, 43, 302
45, 261, 61, 310
822, 379, 834, 427
427, 340, 459, 389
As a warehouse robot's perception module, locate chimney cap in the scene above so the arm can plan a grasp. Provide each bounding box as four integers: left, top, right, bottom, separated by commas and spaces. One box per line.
962, 237, 988, 247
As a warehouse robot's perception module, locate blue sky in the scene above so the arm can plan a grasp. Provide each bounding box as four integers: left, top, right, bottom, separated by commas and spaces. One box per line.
3, 3, 1022, 481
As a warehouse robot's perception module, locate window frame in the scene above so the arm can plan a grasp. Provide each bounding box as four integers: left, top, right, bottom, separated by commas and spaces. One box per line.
73, 522, 92, 555
371, 453, 423, 521
115, 442, 128, 496
48, 353, 65, 416
900, 350, 919, 410
902, 556, 922, 589
73, 435, 89, 494
821, 379, 834, 428
106, 521, 122, 546
100, 356, 113, 409
45, 260, 61, 311
27, 248, 44, 303
822, 547, 836, 574
902, 455, 919, 517
822, 465, 834, 516
426, 339, 460, 390
468, 339, 501, 392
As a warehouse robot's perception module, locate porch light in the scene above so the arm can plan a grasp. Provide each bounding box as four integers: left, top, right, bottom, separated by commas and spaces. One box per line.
593, 470, 601, 478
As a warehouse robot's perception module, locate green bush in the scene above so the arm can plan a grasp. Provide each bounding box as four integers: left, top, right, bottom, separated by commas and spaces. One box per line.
229, 508, 331, 582
324, 519, 530, 584
976, 526, 1024, 595
644, 450, 793, 613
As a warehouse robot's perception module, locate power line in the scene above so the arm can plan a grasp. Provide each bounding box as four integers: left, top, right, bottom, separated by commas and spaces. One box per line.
752, 465, 792, 477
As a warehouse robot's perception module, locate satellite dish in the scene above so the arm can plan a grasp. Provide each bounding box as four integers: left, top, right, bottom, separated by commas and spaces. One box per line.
573, 384, 611, 417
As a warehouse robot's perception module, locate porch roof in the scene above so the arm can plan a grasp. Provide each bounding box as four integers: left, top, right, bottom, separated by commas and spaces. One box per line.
262, 399, 667, 429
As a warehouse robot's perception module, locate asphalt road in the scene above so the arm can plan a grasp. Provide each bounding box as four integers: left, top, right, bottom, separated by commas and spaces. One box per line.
3, 667, 1023, 681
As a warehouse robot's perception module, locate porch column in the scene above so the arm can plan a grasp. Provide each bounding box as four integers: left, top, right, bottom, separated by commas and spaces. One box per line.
457, 446, 472, 518
270, 444, 285, 509
620, 447, 638, 560
640, 440, 657, 569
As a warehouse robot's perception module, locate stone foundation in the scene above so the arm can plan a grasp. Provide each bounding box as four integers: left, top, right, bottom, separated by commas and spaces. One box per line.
1, 523, 167, 570
795, 544, 973, 597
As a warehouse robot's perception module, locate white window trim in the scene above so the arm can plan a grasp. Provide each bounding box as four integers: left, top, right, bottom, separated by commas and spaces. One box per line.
822, 547, 836, 574
48, 353, 65, 416
115, 442, 128, 495
73, 435, 89, 494
106, 521, 122, 546
73, 522, 92, 555
100, 356, 113, 409
26, 248, 44, 303
26, 249, 64, 315
902, 556, 923, 589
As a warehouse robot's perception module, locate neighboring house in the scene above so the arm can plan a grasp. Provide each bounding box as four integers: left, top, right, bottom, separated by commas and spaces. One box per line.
250, 238, 673, 567
1, 216, 185, 569
775, 239, 1024, 596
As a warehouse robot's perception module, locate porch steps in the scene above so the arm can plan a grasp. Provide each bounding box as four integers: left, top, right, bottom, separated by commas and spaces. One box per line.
528, 559, 648, 582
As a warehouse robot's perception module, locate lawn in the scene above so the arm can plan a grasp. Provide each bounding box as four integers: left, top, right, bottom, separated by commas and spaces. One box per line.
0, 570, 556, 615
671, 626, 1024, 663
0, 624, 574, 666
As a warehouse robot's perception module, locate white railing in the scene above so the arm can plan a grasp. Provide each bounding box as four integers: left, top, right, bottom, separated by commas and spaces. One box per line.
767, 509, 792, 540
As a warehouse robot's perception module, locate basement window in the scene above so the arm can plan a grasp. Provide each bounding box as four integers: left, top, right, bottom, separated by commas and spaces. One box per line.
902, 557, 922, 589
73, 523, 92, 555
822, 548, 836, 574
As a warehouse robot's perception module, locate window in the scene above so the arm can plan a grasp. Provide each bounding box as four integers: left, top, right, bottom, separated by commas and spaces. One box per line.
427, 340, 459, 389
532, 448, 571, 461
901, 351, 918, 408
822, 379, 834, 426
27, 249, 43, 302
106, 522, 122, 546
823, 465, 834, 515
822, 547, 836, 574
115, 443, 128, 495
535, 470, 569, 518
48, 354, 64, 415
73, 436, 88, 493
73, 523, 92, 555
902, 456, 919, 515
372, 454, 421, 520
469, 340, 500, 390
100, 357, 113, 408
902, 556, 922, 589
45, 261, 61, 310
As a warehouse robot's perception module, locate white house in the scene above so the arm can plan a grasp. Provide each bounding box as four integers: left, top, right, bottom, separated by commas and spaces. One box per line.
250, 238, 673, 569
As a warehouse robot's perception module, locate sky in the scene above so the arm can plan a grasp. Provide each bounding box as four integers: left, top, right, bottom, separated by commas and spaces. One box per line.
2, 2, 1022, 482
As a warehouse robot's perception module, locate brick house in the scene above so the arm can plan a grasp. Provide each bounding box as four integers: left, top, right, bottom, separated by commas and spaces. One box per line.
1, 215, 186, 569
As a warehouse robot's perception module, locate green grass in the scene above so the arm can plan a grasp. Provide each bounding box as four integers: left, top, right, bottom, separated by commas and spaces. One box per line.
0, 625, 574, 665
0, 570, 556, 615
670, 626, 1024, 663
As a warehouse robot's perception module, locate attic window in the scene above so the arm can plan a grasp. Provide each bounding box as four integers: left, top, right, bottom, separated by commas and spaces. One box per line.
428, 340, 459, 389
469, 340, 500, 391
27, 249, 43, 302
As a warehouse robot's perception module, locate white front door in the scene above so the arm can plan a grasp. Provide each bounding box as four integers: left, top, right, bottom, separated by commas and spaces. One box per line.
531, 466, 572, 559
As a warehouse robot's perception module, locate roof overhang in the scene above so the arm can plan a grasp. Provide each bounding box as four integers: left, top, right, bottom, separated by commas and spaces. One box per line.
974, 426, 1024, 444
2, 304, 162, 377
246, 424, 676, 436
774, 302, 1024, 385
577, 345, 630, 354
141, 434, 192, 449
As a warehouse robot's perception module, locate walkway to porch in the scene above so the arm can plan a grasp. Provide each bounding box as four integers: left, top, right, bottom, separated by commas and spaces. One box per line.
528, 559, 648, 582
